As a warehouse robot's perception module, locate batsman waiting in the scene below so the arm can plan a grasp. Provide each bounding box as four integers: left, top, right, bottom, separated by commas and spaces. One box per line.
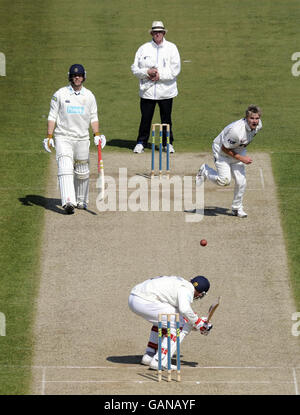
128, 275, 212, 371
43, 64, 106, 214
196, 105, 262, 218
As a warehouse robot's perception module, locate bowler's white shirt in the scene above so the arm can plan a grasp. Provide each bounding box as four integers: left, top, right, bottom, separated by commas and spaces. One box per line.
48, 85, 98, 139
130, 276, 198, 324
213, 118, 262, 158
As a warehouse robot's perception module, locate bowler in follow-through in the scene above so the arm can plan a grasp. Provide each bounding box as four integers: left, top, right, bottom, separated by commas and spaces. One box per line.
196, 105, 262, 218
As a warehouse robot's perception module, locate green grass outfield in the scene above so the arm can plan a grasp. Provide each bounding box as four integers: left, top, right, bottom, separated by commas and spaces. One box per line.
0, 0, 299, 394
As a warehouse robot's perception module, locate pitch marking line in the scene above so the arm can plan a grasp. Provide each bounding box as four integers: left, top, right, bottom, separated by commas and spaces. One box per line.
27, 365, 300, 369
259, 167, 265, 190
34, 365, 299, 395
215, 167, 265, 192
41, 367, 46, 396
292, 368, 299, 395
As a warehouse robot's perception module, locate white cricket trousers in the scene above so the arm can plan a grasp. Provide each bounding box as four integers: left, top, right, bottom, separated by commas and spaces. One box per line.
128, 294, 191, 360
55, 137, 90, 207
206, 155, 247, 210
128, 294, 185, 329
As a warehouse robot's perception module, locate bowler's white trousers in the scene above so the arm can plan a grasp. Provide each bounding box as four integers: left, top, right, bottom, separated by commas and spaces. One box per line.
206, 154, 247, 210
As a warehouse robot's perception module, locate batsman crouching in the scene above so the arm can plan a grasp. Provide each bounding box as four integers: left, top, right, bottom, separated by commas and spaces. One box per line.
43, 64, 106, 214
128, 275, 212, 371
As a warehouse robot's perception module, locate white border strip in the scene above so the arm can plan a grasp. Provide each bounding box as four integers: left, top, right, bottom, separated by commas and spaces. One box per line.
259, 167, 265, 190
41, 367, 46, 395
292, 368, 299, 395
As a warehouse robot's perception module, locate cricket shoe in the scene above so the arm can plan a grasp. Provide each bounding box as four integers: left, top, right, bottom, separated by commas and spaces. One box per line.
141, 353, 154, 366
232, 207, 247, 218
149, 357, 177, 371
77, 201, 87, 210
133, 143, 144, 153
195, 164, 207, 186
164, 144, 175, 153
63, 202, 75, 214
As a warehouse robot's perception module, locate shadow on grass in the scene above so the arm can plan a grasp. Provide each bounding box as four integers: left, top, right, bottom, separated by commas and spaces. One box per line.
19, 195, 98, 215
106, 139, 156, 151
107, 139, 137, 150
19, 195, 65, 214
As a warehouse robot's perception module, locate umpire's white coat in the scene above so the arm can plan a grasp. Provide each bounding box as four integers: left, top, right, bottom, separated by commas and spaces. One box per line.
131, 39, 181, 100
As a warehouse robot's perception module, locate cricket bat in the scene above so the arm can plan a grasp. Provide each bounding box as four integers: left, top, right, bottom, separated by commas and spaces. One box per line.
207, 297, 220, 322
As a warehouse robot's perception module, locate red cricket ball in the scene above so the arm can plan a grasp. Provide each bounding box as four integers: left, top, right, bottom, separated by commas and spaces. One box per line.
200, 239, 207, 246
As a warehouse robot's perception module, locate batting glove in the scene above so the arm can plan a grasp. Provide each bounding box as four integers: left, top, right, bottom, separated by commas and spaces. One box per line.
193, 317, 213, 335
43, 137, 55, 153
94, 134, 106, 149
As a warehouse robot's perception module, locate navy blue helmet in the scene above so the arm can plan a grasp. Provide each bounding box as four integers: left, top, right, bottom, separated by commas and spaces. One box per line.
68, 64, 86, 81
190, 276, 210, 293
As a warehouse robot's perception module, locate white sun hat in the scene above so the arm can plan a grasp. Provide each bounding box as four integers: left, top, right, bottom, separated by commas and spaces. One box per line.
149, 21, 168, 33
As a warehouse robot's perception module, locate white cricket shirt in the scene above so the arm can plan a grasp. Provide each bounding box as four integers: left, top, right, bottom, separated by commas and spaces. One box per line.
213, 118, 263, 157
130, 276, 199, 324
48, 85, 98, 139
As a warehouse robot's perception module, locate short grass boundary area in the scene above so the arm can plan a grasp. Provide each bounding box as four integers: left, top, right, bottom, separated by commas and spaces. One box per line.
0, 152, 49, 393
272, 153, 300, 306
0, 0, 299, 394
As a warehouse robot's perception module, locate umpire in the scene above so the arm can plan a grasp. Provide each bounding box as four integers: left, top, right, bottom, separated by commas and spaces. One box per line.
131, 21, 181, 154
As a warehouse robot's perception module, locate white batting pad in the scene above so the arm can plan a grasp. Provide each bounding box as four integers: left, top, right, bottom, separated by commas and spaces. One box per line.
57, 155, 76, 207
74, 161, 89, 205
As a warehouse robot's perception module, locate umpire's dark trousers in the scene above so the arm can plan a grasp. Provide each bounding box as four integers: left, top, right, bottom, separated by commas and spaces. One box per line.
136, 98, 174, 147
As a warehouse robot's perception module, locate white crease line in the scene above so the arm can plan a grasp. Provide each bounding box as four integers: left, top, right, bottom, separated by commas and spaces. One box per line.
41, 367, 46, 395
4, 365, 299, 370
293, 368, 299, 395
42, 380, 295, 385
44, 380, 152, 384
40, 365, 300, 391
259, 167, 265, 190
216, 187, 265, 192
26, 365, 300, 370
193, 380, 292, 385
